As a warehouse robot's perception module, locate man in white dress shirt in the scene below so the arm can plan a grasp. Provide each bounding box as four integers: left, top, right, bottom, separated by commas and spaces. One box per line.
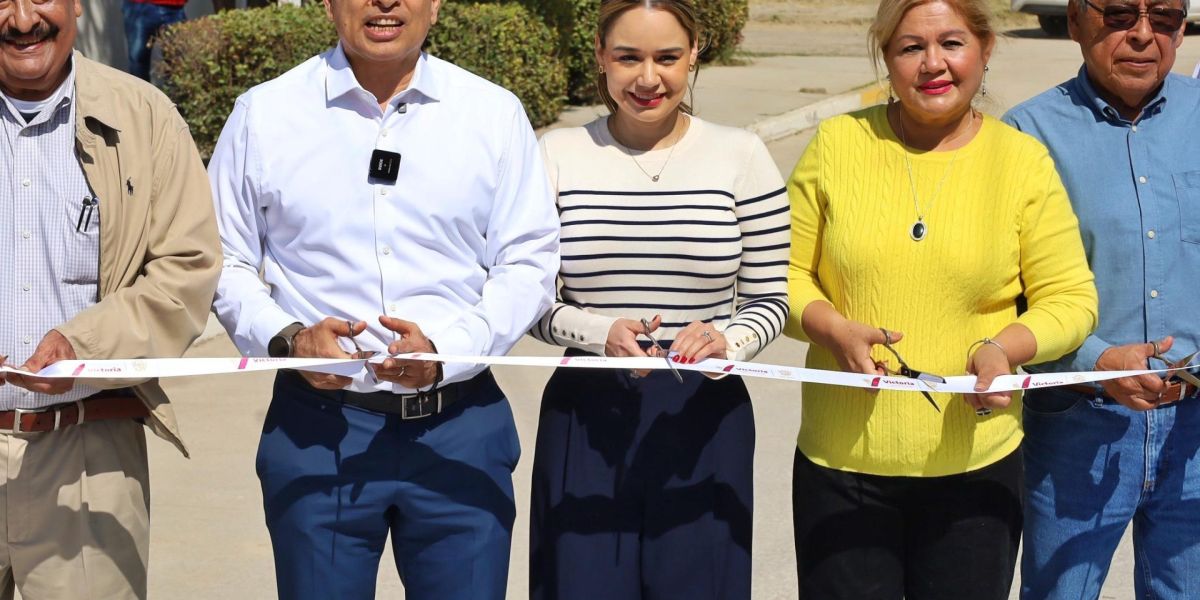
207, 0, 559, 597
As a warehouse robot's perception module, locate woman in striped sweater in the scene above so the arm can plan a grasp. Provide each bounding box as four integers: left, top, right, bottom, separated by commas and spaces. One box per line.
527, 1, 788, 599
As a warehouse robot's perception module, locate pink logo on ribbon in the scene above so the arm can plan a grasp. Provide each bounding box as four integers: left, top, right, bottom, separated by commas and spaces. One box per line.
71, 364, 86, 377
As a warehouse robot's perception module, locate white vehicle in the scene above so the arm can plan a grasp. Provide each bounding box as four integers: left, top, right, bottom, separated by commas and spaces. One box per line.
1012, 0, 1199, 36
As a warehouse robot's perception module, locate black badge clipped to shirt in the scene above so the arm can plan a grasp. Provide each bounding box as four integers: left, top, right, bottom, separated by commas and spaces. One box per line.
369, 149, 401, 183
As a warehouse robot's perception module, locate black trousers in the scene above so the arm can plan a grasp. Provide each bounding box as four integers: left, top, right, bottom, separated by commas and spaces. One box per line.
792, 448, 1022, 600
530, 364, 755, 600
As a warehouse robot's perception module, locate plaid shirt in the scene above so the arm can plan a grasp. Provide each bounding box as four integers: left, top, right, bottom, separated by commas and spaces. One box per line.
0, 64, 100, 409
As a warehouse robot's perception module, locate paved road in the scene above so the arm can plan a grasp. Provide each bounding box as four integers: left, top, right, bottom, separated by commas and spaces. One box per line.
121, 32, 1200, 600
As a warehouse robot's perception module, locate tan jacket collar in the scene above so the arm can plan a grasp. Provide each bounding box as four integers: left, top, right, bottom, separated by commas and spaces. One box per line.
73, 52, 123, 134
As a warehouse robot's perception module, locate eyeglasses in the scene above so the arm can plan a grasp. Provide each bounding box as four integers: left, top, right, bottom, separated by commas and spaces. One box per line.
1083, 0, 1187, 34
876, 329, 944, 412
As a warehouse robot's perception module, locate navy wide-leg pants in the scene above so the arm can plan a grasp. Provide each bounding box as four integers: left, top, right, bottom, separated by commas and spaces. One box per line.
259, 370, 520, 600
529, 363, 755, 600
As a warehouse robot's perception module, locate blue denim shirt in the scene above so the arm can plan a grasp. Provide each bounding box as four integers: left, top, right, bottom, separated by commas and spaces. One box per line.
1004, 67, 1200, 375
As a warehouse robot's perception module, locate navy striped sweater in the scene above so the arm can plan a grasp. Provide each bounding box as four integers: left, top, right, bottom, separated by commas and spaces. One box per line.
531, 116, 789, 361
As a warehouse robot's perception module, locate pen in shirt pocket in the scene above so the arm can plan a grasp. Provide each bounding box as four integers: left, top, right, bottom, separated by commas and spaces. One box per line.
75, 196, 97, 232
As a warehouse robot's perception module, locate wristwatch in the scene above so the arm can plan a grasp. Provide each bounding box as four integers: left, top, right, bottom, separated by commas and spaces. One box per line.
267, 322, 305, 358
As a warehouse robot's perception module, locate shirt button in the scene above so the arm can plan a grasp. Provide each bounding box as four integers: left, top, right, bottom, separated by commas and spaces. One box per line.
20, 178, 30, 187
21, 284, 29, 292
381, 246, 391, 255
1139, 176, 1148, 184
388, 303, 398, 313
381, 130, 388, 138
1150, 289, 1159, 298
1131, 125, 1138, 133
22, 335, 31, 344
1147, 230, 1156, 239
378, 188, 387, 196
20, 230, 30, 239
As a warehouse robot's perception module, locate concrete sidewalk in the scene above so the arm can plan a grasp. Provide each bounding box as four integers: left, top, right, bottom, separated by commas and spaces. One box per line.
144, 26, 1200, 600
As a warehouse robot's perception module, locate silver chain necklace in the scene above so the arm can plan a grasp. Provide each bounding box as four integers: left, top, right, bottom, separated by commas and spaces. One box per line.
612, 116, 686, 183
895, 107, 973, 242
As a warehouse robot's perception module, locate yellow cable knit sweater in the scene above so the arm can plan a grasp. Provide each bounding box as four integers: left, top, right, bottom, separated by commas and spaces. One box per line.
786, 106, 1098, 477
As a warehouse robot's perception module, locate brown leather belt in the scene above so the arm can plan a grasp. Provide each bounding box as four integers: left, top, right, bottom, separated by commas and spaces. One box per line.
1062, 381, 1192, 404
0, 389, 147, 434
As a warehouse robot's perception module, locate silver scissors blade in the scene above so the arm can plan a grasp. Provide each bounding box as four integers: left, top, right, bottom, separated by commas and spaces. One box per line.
345, 321, 379, 383
1167, 350, 1200, 388
916, 371, 947, 385
878, 337, 942, 412
640, 318, 683, 383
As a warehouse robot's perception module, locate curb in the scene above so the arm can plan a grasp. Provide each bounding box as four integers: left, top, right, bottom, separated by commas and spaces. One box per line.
748, 85, 887, 143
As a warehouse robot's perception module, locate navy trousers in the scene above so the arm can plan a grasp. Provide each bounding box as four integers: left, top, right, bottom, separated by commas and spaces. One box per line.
259, 370, 520, 600
529, 362, 755, 600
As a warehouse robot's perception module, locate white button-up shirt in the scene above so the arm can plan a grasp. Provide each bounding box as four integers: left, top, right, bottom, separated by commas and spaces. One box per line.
209, 47, 559, 392
0, 61, 101, 409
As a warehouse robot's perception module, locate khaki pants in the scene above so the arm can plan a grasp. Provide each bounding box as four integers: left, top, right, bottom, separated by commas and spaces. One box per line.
0, 420, 149, 600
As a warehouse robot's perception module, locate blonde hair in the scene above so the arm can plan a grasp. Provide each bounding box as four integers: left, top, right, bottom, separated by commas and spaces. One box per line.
868, 0, 996, 85
595, 0, 701, 115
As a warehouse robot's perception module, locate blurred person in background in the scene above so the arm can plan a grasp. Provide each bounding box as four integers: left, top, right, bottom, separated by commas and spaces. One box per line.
122, 0, 187, 80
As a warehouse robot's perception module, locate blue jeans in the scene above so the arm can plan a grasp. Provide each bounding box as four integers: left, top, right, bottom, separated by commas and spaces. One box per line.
258, 370, 520, 600
121, 1, 185, 81
1021, 388, 1200, 599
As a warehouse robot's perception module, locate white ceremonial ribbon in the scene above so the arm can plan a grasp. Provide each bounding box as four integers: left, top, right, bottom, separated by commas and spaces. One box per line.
0, 352, 1190, 395
1, 356, 362, 380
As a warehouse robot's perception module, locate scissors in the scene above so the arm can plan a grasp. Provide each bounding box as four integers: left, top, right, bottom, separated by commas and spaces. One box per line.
875, 329, 944, 412
639, 318, 683, 383
1149, 342, 1200, 391
345, 321, 380, 384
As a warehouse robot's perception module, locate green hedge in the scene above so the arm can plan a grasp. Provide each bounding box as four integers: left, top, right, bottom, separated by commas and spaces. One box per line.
425, 3, 566, 129
157, 3, 565, 158
696, 0, 749, 64
491, 0, 749, 103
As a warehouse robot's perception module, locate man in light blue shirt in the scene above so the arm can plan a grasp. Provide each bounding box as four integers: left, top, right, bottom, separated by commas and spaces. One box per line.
1004, 0, 1200, 597
208, 0, 559, 598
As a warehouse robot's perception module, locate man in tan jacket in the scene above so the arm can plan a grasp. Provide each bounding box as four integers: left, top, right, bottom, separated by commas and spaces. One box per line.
0, 1, 219, 598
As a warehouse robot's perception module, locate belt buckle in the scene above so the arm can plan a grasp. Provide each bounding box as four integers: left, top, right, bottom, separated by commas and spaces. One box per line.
5, 405, 54, 434
400, 389, 442, 420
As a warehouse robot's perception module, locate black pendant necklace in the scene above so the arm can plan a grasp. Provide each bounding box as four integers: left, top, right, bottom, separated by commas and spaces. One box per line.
896, 106, 971, 243
911, 218, 927, 242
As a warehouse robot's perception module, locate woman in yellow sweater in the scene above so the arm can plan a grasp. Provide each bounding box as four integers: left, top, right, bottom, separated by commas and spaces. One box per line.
786, 0, 1097, 598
